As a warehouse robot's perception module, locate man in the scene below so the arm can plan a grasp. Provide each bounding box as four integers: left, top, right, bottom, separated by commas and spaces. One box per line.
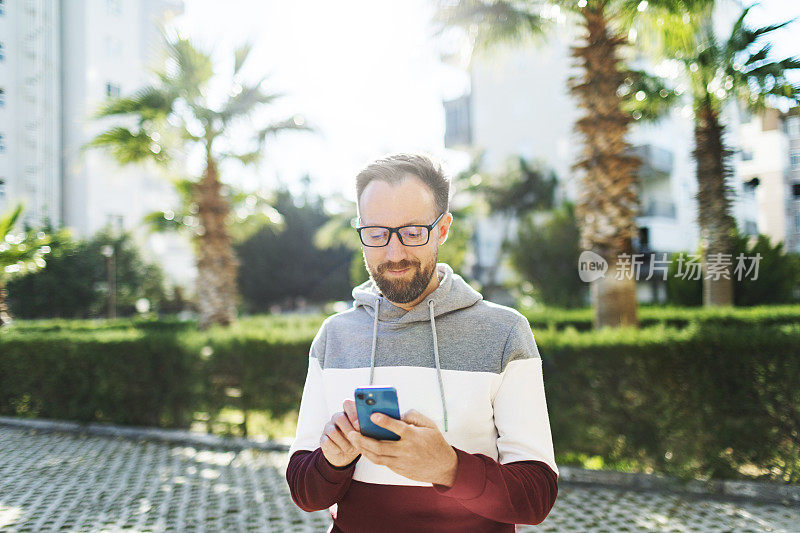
285, 153, 558, 532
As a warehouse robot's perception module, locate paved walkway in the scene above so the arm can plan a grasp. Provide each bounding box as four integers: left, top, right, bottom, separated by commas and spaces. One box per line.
1, 426, 798, 532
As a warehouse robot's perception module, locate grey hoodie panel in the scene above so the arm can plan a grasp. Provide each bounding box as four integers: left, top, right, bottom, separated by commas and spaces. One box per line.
319, 300, 531, 374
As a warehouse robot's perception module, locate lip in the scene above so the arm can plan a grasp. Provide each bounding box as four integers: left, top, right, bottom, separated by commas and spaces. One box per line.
387, 267, 411, 275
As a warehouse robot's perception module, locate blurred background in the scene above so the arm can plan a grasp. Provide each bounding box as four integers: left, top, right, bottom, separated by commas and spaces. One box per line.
1, 0, 800, 485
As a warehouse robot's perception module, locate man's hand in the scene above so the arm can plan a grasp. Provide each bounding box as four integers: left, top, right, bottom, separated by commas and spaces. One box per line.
347, 409, 458, 487
320, 399, 361, 468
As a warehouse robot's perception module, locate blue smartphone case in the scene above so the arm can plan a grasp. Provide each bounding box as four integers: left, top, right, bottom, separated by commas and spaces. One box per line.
355, 386, 401, 441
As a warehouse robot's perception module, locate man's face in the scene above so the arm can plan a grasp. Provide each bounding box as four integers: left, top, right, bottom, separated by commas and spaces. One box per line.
358, 175, 451, 304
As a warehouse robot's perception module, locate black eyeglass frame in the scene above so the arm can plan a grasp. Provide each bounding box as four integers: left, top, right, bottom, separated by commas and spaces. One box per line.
355, 212, 446, 247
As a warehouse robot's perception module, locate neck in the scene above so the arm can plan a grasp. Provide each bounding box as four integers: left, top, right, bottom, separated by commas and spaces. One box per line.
393, 267, 442, 311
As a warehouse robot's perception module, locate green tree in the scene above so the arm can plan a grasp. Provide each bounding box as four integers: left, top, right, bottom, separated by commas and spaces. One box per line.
6, 228, 174, 318
0, 204, 52, 326
88, 32, 310, 329
635, 3, 800, 306
510, 202, 586, 307
235, 186, 353, 311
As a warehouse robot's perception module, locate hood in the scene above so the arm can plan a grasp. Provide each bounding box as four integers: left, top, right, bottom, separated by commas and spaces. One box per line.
350, 263, 482, 432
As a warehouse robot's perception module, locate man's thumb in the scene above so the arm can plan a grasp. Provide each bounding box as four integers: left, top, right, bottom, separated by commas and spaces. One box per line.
402, 409, 436, 428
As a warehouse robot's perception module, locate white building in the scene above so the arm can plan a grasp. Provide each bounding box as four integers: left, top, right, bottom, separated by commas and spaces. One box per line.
60, 0, 193, 288
0, 0, 194, 290
0, 0, 61, 229
443, 10, 763, 304
737, 107, 800, 254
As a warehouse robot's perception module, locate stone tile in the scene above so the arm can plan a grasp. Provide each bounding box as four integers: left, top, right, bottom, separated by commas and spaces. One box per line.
1, 427, 797, 532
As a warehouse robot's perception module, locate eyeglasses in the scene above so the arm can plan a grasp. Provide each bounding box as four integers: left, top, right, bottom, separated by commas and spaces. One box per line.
356, 212, 446, 247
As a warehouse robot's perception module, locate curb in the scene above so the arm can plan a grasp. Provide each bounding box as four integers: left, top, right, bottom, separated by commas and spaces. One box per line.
2, 416, 798, 506
0, 416, 291, 453
556, 465, 800, 507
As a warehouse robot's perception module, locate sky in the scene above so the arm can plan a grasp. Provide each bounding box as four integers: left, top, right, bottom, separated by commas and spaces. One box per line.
173, 0, 469, 207
173, 0, 800, 207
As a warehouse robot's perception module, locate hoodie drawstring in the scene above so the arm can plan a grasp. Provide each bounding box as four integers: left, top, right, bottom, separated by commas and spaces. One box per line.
428, 299, 448, 432
367, 295, 448, 433
369, 297, 380, 386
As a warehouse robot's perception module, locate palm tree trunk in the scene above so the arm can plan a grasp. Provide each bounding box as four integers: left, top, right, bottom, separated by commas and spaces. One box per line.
693, 100, 735, 306
194, 155, 240, 330
570, 3, 640, 328
0, 285, 13, 327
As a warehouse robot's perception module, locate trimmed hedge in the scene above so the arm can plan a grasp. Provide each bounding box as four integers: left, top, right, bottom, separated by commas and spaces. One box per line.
520, 303, 800, 331
1, 313, 798, 484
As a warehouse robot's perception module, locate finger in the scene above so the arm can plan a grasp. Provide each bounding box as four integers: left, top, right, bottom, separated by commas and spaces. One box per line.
342, 400, 360, 431
370, 412, 409, 437
360, 449, 392, 467
320, 433, 344, 454
349, 431, 400, 457
333, 411, 358, 437
326, 426, 357, 454
401, 409, 436, 429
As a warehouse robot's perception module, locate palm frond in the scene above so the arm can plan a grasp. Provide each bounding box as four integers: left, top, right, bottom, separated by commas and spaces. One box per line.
233, 42, 254, 76
0, 203, 23, 239
256, 117, 314, 144
219, 79, 283, 123
435, 0, 548, 52
93, 86, 175, 121
159, 28, 213, 97
85, 127, 168, 165
620, 69, 681, 122
142, 210, 188, 234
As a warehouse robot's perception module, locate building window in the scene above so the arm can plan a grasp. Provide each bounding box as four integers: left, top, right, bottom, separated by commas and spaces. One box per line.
0, 179, 5, 200
792, 183, 800, 199
0, 42, 4, 62
744, 220, 758, 236
796, 211, 800, 234
791, 151, 800, 170
0, 133, 5, 152
0, 88, 4, 107
787, 116, 800, 138
740, 147, 754, 161
443, 94, 472, 149
106, 82, 120, 98
0, 1, 5, 16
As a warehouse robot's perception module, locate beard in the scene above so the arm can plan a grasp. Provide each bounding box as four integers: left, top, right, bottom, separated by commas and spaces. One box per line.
366, 249, 438, 304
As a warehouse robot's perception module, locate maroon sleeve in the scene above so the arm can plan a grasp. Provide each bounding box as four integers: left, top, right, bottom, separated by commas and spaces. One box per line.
431, 447, 558, 525
285, 448, 360, 512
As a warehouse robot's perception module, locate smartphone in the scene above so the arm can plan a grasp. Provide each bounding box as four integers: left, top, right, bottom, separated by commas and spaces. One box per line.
354, 386, 401, 441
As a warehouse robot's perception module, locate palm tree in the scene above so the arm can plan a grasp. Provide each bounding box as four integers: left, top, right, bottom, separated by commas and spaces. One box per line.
0, 204, 52, 327
436, 0, 697, 327
142, 177, 285, 247
635, 3, 800, 306
88, 32, 310, 329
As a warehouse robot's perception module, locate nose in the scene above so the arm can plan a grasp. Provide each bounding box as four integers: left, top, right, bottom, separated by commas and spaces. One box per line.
383, 231, 408, 262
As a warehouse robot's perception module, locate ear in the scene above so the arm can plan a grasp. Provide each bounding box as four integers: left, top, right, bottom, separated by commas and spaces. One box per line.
438, 212, 453, 246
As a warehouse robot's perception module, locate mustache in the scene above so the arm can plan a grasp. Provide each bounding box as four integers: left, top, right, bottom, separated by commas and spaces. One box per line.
378, 260, 419, 273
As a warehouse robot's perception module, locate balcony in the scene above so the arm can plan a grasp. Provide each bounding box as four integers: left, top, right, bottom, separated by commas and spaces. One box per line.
640, 199, 676, 219
629, 144, 674, 181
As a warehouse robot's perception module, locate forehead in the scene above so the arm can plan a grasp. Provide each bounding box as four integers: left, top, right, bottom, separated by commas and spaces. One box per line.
358, 174, 438, 225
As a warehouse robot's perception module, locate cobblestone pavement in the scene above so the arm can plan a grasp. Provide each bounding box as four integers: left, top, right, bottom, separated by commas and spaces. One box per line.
1, 426, 798, 532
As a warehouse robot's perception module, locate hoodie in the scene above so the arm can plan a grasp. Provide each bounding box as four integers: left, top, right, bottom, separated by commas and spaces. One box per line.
286, 263, 559, 532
